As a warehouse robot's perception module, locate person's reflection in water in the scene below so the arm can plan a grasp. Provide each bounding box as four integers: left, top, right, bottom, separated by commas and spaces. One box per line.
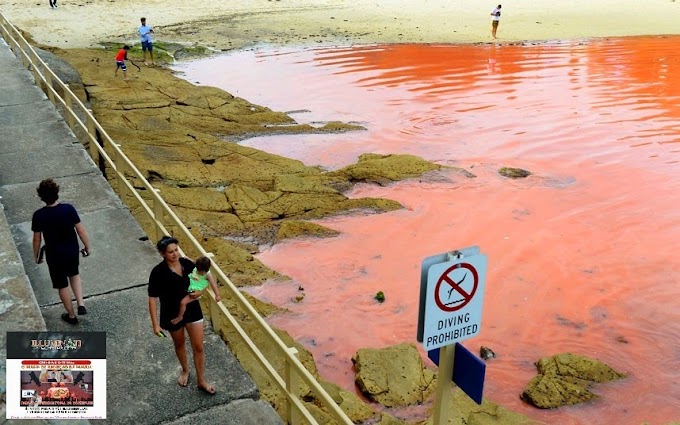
487, 45, 498, 73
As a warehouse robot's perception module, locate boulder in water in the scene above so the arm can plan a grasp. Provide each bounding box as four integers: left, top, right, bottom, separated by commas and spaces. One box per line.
520, 352, 627, 409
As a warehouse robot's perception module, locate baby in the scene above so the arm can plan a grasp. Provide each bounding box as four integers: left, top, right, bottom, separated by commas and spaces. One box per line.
171, 256, 221, 325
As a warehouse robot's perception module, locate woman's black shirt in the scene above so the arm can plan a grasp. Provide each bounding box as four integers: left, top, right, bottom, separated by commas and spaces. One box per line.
148, 257, 203, 331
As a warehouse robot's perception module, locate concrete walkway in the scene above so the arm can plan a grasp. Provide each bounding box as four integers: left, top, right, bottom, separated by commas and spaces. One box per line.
0, 38, 282, 424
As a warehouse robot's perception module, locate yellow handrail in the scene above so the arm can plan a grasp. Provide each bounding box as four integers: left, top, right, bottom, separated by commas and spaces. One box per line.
0, 12, 353, 425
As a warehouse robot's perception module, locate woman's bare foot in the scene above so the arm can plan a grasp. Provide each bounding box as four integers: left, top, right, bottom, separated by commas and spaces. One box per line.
178, 370, 189, 387
170, 316, 183, 325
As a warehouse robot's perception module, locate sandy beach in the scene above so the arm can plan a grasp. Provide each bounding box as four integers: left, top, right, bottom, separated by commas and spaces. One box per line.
1, 0, 678, 51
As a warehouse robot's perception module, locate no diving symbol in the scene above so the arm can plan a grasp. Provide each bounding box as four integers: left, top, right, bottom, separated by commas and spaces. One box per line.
434, 263, 479, 312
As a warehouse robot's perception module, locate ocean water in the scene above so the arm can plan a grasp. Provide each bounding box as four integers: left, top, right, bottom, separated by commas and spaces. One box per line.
172, 36, 680, 424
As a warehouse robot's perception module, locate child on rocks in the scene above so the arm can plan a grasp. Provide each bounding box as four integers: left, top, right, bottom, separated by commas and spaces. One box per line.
114, 45, 130, 80
170, 256, 221, 325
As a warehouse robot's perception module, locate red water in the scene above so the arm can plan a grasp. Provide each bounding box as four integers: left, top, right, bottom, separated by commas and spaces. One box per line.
174, 37, 680, 424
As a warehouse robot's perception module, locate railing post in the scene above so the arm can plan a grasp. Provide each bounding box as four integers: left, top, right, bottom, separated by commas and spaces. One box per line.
204, 252, 222, 331
153, 189, 165, 243
285, 347, 302, 425
113, 144, 126, 197
65, 93, 76, 129
30, 57, 41, 88
86, 111, 98, 160
44, 71, 56, 104
18, 43, 28, 68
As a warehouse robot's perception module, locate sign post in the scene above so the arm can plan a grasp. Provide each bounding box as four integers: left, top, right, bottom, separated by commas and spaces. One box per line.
417, 246, 487, 425
432, 344, 455, 424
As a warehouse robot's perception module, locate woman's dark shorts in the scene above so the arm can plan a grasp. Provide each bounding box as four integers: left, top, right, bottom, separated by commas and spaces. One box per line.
161, 299, 203, 332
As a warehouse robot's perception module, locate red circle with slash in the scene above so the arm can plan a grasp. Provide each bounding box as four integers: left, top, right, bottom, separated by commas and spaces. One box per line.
434, 262, 478, 312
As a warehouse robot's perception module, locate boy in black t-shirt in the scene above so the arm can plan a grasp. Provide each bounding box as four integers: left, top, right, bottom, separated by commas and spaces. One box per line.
31, 179, 92, 325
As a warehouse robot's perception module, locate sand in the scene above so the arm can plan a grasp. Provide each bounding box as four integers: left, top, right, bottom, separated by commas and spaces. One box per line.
1, 0, 678, 51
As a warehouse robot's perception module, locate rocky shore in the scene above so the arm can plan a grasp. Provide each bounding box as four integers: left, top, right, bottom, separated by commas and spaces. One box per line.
35, 42, 493, 423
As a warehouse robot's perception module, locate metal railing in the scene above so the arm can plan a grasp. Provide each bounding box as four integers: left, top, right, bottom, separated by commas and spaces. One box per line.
0, 11, 353, 425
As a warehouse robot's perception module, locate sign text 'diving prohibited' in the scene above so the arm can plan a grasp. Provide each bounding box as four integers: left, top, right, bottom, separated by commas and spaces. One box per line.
418, 248, 487, 350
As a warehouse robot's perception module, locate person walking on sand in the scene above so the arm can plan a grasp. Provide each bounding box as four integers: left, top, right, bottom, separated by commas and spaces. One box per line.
114, 45, 130, 81
490, 4, 502, 39
137, 17, 155, 66
32, 179, 92, 325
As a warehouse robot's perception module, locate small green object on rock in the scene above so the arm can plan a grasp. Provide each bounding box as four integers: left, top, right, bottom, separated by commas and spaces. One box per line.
374, 291, 385, 303
499, 167, 531, 178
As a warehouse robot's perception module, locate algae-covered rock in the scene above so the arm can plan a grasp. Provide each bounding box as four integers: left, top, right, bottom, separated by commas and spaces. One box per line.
520, 353, 627, 409
457, 388, 541, 425
352, 343, 436, 407
499, 167, 531, 178
199, 236, 284, 287
174, 207, 244, 235
378, 412, 409, 425
318, 121, 366, 132
275, 220, 340, 242
153, 184, 233, 212
273, 174, 340, 195
374, 291, 386, 303
333, 153, 443, 185
535, 352, 627, 383
522, 373, 598, 409
418, 386, 539, 425
216, 320, 375, 423
317, 380, 377, 423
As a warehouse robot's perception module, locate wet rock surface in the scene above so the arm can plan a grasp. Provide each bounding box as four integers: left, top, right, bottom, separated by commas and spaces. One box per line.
329, 153, 442, 186
499, 167, 532, 179
352, 344, 540, 425
520, 352, 627, 409
352, 343, 436, 407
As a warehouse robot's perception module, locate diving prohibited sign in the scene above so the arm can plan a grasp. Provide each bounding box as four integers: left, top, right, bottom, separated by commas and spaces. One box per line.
434, 262, 479, 312
417, 247, 487, 350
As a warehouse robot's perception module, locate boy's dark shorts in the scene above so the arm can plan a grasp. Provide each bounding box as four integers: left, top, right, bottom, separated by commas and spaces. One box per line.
116, 61, 127, 71
141, 41, 153, 52
47, 258, 79, 289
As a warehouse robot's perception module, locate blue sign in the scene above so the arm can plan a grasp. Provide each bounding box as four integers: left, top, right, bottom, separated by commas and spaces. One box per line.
453, 343, 485, 405
427, 343, 486, 405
